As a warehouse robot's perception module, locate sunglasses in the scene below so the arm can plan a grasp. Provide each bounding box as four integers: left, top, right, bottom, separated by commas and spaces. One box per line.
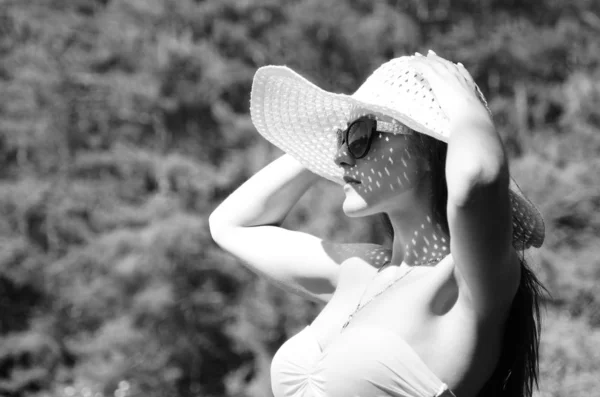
337, 115, 412, 159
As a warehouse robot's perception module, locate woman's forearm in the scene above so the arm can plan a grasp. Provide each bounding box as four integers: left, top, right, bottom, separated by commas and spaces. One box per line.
209, 154, 320, 232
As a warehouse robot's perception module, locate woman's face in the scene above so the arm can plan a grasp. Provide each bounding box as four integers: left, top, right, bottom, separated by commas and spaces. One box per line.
334, 126, 429, 217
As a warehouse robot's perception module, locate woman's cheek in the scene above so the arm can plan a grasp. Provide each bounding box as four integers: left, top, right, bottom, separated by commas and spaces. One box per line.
378, 148, 420, 191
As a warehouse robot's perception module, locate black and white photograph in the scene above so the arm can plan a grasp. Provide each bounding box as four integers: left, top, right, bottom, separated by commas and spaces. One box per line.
1, 1, 599, 396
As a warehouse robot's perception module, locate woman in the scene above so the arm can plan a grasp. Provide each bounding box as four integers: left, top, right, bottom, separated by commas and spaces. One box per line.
209, 51, 546, 397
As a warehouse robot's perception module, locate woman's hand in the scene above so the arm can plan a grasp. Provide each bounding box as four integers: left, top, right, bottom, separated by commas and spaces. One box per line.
415, 51, 494, 132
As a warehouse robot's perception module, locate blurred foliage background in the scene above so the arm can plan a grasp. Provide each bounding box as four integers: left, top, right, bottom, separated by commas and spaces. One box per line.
0, 0, 599, 396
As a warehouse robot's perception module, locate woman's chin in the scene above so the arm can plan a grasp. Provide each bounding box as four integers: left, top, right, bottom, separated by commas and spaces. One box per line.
341, 194, 370, 217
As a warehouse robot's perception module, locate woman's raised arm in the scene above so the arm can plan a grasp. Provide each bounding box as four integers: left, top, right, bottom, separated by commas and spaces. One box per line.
418, 53, 520, 315
209, 154, 319, 229
209, 154, 387, 302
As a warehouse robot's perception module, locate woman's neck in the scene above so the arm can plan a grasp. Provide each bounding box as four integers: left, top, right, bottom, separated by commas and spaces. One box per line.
387, 208, 450, 267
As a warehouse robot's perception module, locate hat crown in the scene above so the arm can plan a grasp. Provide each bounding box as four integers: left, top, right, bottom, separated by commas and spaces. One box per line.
350, 57, 450, 142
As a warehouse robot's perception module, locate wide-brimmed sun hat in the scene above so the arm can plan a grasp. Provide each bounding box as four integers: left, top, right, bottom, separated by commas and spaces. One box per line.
249, 55, 544, 249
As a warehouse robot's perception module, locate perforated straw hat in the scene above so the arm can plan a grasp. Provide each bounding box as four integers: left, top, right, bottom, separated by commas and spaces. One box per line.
249, 55, 545, 249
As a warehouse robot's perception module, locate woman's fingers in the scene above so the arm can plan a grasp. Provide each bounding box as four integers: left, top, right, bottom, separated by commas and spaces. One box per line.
425, 53, 477, 94
456, 62, 477, 86
415, 53, 458, 87
424, 51, 470, 82
410, 52, 492, 123
414, 51, 480, 99
426, 50, 455, 70
454, 62, 490, 113
414, 60, 446, 90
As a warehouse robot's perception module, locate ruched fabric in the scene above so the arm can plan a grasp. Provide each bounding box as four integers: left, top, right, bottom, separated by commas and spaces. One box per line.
271, 325, 456, 397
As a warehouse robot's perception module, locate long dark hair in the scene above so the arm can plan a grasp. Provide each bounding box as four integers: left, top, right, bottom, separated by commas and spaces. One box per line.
380, 133, 546, 397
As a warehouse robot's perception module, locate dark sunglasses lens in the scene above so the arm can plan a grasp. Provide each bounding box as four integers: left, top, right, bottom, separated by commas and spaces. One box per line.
347, 121, 371, 158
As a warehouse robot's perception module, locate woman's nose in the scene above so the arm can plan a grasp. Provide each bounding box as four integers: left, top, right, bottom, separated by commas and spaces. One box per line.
333, 143, 356, 168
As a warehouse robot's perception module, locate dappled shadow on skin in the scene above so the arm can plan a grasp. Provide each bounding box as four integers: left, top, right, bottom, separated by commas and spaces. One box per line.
320, 240, 392, 270
342, 132, 419, 199
332, 122, 451, 266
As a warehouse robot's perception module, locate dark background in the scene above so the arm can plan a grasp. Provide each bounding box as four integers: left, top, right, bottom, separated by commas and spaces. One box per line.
0, 0, 599, 396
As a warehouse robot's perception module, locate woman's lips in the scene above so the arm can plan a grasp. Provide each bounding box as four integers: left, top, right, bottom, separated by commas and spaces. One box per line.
343, 176, 361, 184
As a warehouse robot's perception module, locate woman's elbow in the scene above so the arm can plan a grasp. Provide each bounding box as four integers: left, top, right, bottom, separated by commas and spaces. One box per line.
446, 155, 508, 207
208, 209, 229, 242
